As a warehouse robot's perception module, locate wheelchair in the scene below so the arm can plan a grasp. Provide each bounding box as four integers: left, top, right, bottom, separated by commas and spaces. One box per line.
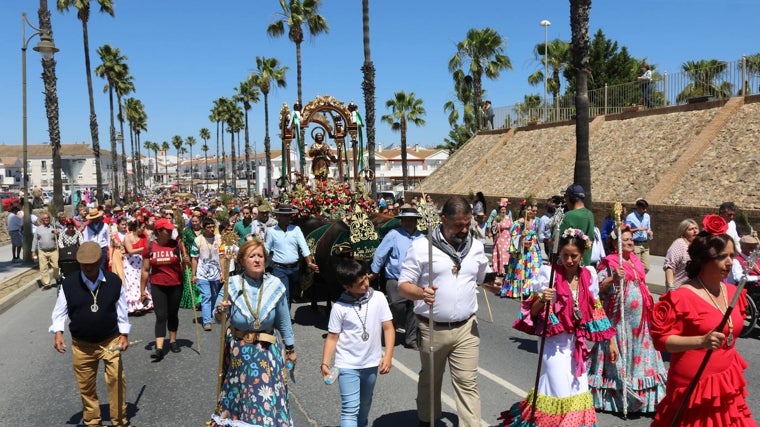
740, 282, 759, 338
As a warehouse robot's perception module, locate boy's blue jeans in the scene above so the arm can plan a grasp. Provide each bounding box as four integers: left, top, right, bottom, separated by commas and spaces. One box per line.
197, 278, 221, 325
337, 366, 378, 427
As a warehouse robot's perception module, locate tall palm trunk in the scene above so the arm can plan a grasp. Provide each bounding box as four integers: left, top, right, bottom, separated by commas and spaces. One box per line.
230, 128, 236, 193
295, 42, 303, 104
215, 121, 220, 190
117, 97, 128, 200
39, 0, 63, 210
108, 86, 119, 202
570, 0, 592, 204
80, 18, 103, 204
361, 0, 377, 198
221, 122, 227, 191
400, 121, 409, 190
263, 93, 272, 194
244, 108, 252, 196
129, 125, 137, 191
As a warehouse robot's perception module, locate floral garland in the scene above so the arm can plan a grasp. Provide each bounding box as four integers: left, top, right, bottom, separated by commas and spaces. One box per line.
561, 227, 592, 248
281, 181, 376, 220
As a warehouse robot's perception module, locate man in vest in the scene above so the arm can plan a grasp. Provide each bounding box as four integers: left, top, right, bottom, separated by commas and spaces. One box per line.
50, 241, 132, 427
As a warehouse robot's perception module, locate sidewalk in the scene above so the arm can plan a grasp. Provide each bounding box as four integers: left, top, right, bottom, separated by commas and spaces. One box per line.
0, 243, 39, 315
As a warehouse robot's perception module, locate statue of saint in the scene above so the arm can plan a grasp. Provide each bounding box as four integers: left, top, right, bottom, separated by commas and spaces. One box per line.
308, 131, 336, 181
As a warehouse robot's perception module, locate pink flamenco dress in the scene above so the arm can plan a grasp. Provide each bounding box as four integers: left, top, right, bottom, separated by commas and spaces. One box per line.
649, 285, 756, 427
124, 235, 153, 314
500, 264, 616, 427
492, 215, 513, 276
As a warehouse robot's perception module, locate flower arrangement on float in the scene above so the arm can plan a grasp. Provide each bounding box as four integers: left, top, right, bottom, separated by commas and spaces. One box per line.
281, 180, 376, 220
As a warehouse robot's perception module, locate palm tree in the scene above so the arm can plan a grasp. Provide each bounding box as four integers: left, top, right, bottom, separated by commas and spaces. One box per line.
449, 27, 512, 131
57, 0, 115, 204
267, 0, 328, 104
114, 72, 134, 199
143, 140, 157, 185
128, 99, 147, 189
361, 0, 377, 198
234, 80, 260, 196
528, 38, 571, 109
186, 136, 197, 192
37, 0, 64, 210
95, 43, 128, 202
249, 56, 288, 193
171, 135, 183, 187
381, 91, 426, 190
199, 127, 210, 183
677, 59, 733, 103
225, 103, 244, 194
570, 0, 592, 203
161, 141, 170, 184
125, 97, 143, 189
443, 69, 476, 151
742, 53, 760, 95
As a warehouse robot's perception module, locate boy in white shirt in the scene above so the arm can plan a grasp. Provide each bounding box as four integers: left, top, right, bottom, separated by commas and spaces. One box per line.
321, 259, 395, 427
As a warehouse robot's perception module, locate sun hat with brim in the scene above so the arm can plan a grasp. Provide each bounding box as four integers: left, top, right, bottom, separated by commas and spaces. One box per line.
85, 208, 104, 220
258, 203, 272, 213
395, 204, 422, 219
113, 206, 123, 212
740, 235, 759, 245
154, 218, 176, 231
76, 242, 103, 264
273, 204, 296, 216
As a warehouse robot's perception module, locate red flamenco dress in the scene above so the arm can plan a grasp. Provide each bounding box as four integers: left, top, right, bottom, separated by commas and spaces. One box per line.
649, 285, 756, 426
500, 265, 616, 427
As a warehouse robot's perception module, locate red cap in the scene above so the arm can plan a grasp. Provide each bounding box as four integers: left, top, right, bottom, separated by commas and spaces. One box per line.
154, 218, 175, 231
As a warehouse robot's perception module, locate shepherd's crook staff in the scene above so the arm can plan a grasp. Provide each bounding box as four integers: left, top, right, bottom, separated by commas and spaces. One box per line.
528, 207, 564, 425
418, 195, 440, 427
613, 202, 629, 418
670, 247, 760, 427
216, 230, 239, 398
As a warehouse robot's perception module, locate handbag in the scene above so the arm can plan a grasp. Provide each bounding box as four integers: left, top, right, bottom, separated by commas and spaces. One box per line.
60, 244, 79, 262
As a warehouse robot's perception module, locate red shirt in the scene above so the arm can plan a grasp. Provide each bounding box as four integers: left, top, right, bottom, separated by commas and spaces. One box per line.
143, 240, 183, 286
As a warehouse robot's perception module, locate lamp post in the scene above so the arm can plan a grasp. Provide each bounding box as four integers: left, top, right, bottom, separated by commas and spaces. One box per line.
540, 19, 551, 122
22, 12, 58, 264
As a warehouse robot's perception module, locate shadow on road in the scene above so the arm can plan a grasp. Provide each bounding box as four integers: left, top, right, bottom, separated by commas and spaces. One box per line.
509, 336, 538, 354
373, 409, 459, 426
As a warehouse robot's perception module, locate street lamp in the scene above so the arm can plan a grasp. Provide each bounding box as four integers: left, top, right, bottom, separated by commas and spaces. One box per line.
540, 19, 551, 122
21, 12, 58, 264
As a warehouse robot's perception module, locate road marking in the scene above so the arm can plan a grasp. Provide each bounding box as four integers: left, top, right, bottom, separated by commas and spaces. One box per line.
478, 366, 528, 397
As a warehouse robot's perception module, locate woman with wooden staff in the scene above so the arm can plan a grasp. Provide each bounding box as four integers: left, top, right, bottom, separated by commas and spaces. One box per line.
501, 228, 617, 426
209, 238, 296, 427
588, 224, 666, 414
650, 215, 755, 426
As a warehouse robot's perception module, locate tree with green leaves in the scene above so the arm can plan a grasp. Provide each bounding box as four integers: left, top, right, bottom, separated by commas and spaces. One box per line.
570, 0, 592, 204
449, 27, 512, 131
361, 0, 377, 198
124, 97, 145, 189
186, 136, 197, 192
209, 98, 226, 190
57, 0, 114, 204
199, 127, 210, 183
234, 80, 260, 196
171, 135, 183, 186
114, 72, 134, 198
225, 103, 244, 194
677, 59, 733, 103
161, 141, 170, 184
443, 70, 477, 152
563, 29, 640, 95
267, 0, 328, 105
144, 140, 158, 185
528, 38, 571, 112
249, 57, 288, 193
95, 43, 128, 201
381, 91, 426, 190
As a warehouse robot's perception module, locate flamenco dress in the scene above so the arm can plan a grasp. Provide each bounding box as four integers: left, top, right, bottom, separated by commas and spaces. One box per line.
492, 216, 513, 276
500, 264, 615, 427
501, 221, 542, 299
649, 285, 755, 426
587, 253, 667, 413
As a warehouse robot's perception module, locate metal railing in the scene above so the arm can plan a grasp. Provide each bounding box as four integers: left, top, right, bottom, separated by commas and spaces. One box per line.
491, 55, 760, 129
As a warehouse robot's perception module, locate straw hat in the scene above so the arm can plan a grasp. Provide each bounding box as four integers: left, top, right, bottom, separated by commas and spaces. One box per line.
85, 208, 104, 220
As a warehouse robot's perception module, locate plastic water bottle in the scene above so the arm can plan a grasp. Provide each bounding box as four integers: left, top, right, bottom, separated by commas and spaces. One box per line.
324, 366, 339, 385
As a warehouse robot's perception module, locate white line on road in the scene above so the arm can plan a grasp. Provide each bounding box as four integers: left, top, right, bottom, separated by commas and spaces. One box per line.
393, 357, 527, 427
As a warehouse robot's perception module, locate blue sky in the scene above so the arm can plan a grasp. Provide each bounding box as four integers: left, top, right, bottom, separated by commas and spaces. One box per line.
1, 0, 758, 158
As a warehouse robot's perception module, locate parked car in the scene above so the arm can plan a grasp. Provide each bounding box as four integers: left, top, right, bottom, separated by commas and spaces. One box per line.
42, 191, 52, 206
0, 191, 20, 211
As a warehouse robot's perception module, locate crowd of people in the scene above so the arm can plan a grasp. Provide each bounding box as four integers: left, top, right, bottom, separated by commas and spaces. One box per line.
9, 183, 754, 426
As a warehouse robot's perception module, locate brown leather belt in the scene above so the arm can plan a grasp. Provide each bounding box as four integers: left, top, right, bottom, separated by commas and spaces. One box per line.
416, 314, 473, 329
274, 261, 298, 268
231, 327, 277, 344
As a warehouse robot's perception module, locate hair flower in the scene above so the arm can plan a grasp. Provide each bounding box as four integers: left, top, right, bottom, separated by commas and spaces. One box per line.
702, 214, 728, 235
561, 227, 592, 248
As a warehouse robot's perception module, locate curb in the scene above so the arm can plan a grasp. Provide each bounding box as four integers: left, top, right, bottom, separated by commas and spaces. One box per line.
0, 276, 41, 316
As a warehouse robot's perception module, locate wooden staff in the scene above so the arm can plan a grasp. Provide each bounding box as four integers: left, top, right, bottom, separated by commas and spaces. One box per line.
528, 207, 564, 424
613, 201, 629, 418
670, 247, 760, 426
417, 195, 439, 427
216, 231, 239, 399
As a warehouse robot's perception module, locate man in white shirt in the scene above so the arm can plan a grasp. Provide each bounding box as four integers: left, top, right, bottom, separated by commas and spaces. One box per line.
719, 201, 741, 253
728, 235, 760, 286
398, 196, 501, 427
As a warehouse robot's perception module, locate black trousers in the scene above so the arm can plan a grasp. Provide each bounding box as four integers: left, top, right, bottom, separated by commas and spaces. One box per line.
151, 284, 182, 337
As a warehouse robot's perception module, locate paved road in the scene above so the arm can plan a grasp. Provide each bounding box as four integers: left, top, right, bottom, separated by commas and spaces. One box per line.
2, 279, 760, 426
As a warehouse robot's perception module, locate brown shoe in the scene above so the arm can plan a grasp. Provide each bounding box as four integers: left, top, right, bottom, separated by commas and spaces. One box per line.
203, 323, 212, 331
42, 285, 52, 291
